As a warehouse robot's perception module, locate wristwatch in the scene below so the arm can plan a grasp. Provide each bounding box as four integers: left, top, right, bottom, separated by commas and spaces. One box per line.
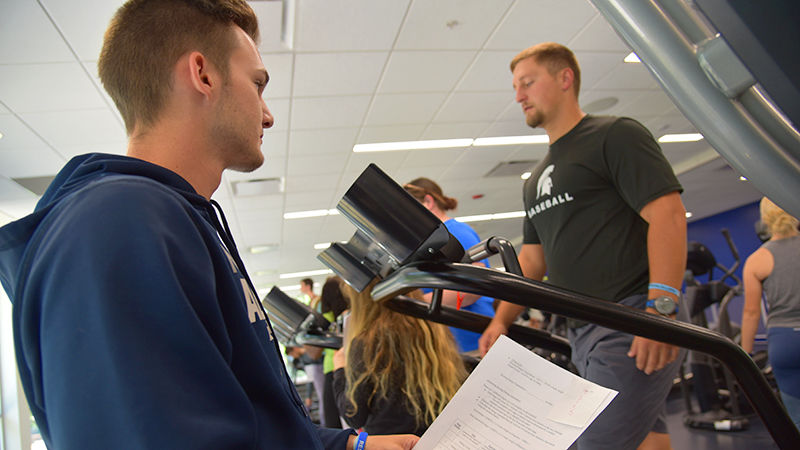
646, 296, 679, 316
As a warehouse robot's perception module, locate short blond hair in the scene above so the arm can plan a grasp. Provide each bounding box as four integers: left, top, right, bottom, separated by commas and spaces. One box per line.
98, 0, 259, 134
760, 197, 799, 237
510, 42, 581, 98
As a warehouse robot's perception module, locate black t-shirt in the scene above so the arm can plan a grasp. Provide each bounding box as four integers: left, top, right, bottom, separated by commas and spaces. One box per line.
523, 115, 682, 304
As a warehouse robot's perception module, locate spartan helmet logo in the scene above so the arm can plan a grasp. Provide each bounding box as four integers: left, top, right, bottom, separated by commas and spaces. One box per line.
536, 164, 555, 199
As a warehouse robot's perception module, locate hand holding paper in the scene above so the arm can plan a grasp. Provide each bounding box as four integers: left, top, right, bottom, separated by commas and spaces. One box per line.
415, 335, 617, 450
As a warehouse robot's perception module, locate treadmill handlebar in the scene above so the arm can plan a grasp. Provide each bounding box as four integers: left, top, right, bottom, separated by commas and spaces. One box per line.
371, 262, 800, 448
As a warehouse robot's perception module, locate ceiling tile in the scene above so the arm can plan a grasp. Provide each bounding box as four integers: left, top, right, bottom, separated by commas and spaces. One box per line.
357, 125, 425, 144
395, 0, 513, 50
621, 90, 680, 118
41, 0, 122, 61
592, 61, 660, 90
0, 196, 39, 221
377, 51, 475, 93
250, 1, 289, 53
295, 0, 410, 51
0, 63, 107, 113
289, 128, 358, 156
421, 122, 490, 140
21, 109, 125, 147
261, 130, 288, 160
261, 53, 294, 99
267, 98, 291, 132
481, 120, 539, 138
344, 152, 407, 175
434, 91, 511, 123
574, 51, 628, 92
284, 172, 341, 194
457, 50, 518, 92
287, 154, 348, 177
293, 52, 387, 97
364, 93, 447, 126
0, 1, 74, 63
290, 96, 371, 130
569, 14, 631, 53
0, 115, 49, 150
486, 0, 596, 50
400, 148, 466, 169
0, 146, 64, 178
285, 190, 337, 210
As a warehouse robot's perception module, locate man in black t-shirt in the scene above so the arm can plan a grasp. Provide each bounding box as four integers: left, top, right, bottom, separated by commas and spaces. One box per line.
479, 43, 687, 450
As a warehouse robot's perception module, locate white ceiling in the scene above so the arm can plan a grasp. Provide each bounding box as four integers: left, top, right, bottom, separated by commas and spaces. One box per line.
0, 0, 764, 296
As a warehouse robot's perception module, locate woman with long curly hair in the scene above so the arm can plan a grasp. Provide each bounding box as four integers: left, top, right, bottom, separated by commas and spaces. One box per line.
741, 197, 800, 427
332, 284, 467, 436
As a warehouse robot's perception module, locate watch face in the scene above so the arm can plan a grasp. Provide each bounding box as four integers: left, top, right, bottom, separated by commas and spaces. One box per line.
655, 296, 677, 315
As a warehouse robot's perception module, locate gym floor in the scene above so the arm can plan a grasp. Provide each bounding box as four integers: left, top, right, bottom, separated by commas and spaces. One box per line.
664, 390, 780, 449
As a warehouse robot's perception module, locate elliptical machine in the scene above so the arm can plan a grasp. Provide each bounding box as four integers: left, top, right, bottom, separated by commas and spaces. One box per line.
680, 229, 755, 431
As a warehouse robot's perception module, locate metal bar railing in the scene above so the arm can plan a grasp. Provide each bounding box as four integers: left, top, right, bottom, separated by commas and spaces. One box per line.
589, 0, 800, 218
383, 295, 571, 357
372, 262, 800, 448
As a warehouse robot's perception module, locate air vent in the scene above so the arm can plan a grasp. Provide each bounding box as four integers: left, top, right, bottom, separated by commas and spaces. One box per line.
13, 176, 56, 196
485, 160, 539, 178
232, 177, 284, 196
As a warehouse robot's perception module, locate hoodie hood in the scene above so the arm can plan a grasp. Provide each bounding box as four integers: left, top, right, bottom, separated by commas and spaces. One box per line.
0, 153, 206, 301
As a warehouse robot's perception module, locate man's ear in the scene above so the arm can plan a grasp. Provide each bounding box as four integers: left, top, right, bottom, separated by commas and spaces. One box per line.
559, 67, 574, 92
186, 51, 216, 98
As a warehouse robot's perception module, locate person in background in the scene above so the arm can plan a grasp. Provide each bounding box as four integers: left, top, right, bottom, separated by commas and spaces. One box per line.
320, 276, 350, 429
480, 42, 687, 450
404, 178, 496, 353
741, 197, 800, 428
0, 1, 417, 449
301, 277, 320, 307
332, 284, 467, 436
300, 277, 326, 416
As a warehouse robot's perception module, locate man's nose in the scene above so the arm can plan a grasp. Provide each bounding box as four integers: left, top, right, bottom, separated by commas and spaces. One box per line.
262, 101, 274, 129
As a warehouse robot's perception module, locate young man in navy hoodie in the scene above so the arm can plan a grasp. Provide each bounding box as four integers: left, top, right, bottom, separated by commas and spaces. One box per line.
0, 1, 417, 449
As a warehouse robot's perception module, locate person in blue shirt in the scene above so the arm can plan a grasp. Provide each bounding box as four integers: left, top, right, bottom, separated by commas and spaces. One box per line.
0, 1, 416, 449
404, 178, 496, 353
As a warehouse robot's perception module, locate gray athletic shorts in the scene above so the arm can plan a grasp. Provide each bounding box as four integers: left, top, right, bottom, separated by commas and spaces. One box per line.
567, 294, 687, 450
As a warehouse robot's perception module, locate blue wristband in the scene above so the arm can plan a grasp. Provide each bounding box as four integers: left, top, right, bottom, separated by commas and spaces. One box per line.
648, 282, 680, 296
354, 431, 368, 450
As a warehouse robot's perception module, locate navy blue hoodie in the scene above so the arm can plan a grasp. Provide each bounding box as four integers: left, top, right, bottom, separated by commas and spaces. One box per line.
0, 153, 352, 449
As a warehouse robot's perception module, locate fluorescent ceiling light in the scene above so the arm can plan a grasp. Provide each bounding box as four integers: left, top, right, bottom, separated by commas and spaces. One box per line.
279, 269, 333, 279
353, 138, 473, 153
521, 172, 532, 180
279, 284, 301, 292
658, 133, 704, 143
685, 212, 693, 218
624, 52, 641, 63
0, 132, 4, 139
739, 176, 748, 181
473, 135, 549, 146
284, 209, 340, 219
455, 211, 525, 223
313, 242, 331, 250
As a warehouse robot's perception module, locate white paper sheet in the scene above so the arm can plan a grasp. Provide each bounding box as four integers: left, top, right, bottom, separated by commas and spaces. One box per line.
415, 335, 617, 450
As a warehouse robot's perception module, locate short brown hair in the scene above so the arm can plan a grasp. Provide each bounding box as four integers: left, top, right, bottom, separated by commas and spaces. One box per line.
98, 0, 259, 134
404, 177, 458, 211
510, 42, 581, 98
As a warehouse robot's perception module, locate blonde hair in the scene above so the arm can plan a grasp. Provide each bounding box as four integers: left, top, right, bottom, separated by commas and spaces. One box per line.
341, 283, 466, 428
510, 42, 581, 98
760, 197, 799, 237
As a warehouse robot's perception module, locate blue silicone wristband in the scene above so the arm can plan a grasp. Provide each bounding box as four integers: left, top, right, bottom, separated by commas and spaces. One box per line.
648, 282, 680, 296
354, 431, 368, 450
